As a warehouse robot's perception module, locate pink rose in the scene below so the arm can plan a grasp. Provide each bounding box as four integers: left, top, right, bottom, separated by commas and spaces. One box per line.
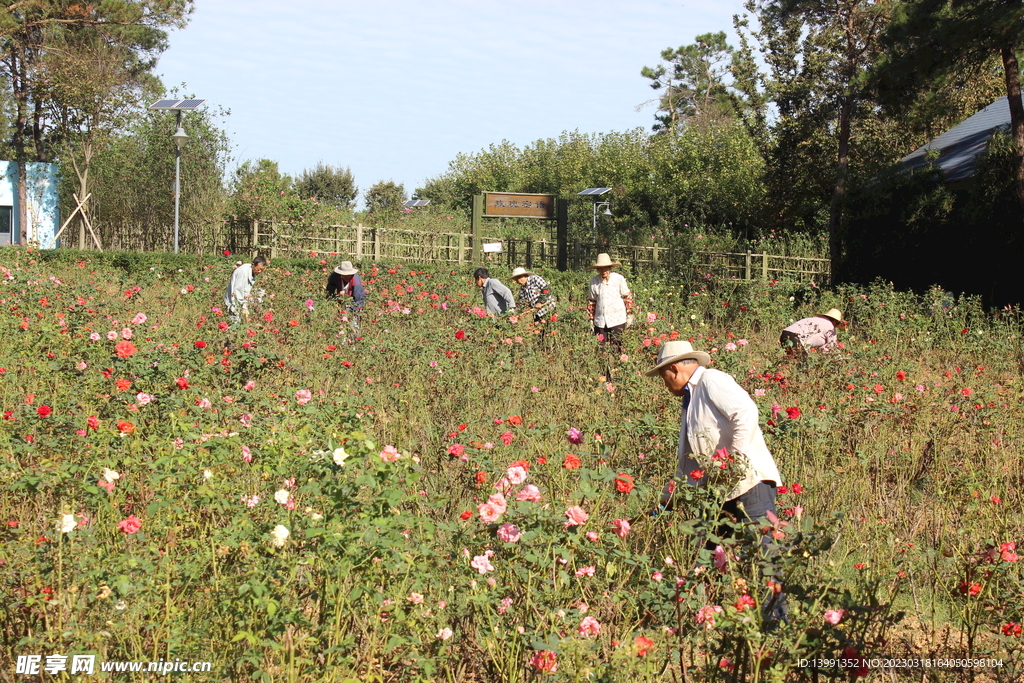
565, 505, 589, 526
478, 502, 503, 524
516, 485, 542, 502
295, 389, 312, 405
824, 609, 845, 625
379, 445, 400, 462
612, 518, 631, 538
506, 465, 528, 486
575, 565, 596, 577
470, 554, 494, 574
578, 616, 601, 637
117, 515, 142, 534
496, 523, 521, 543
487, 492, 507, 515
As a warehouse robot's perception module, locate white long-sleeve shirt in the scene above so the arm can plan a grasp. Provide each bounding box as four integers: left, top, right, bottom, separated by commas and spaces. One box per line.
224, 263, 255, 311
667, 366, 782, 502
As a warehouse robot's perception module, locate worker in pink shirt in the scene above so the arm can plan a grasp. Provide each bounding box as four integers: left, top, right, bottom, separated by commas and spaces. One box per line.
780, 308, 844, 359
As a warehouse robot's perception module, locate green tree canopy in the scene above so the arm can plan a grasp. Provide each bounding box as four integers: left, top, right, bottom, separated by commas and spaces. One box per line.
640, 32, 736, 133
294, 162, 358, 209
364, 180, 406, 225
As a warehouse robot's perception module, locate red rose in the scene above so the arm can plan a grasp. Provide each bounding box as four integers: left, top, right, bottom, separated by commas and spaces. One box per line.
115, 340, 137, 358
563, 454, 581, 470
87, 415, 99, 430
175, 377, 189, 390
615, 473, 635, 494
194, 340, 207, 349
785, 406, 801, 419
459, 510, 472, 520
507, 415, 522, 427
37, 405, 52, 418
689, 469, 705, 480
454, 329, 466, 340
117, 515, 142, 534
223, 249, 231, 256
114, 378, 131, 391
116, 419, 135, 434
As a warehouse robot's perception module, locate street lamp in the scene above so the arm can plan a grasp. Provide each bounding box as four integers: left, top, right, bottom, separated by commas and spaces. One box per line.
149, 98, 207, 253
578, 188, 612, 245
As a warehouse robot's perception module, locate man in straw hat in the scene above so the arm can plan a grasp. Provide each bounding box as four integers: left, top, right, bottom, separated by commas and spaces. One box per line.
510, 267, 556, 323
646, 339, 787, 622
326, 261, 367, 331
780, 308, 844, 359
586, 252, 634, 355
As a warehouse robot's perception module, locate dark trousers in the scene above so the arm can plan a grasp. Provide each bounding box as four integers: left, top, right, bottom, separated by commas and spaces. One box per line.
780, 330, 805, 360
594, 323, 625, 354
721, 481, 789, 623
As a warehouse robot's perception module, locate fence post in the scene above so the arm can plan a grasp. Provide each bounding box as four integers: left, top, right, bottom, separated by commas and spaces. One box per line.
270, 222, 278, 260
526, 239, 533, 270
355, 225, 363, 260
745, 251, 752, 280
762, 252, 768, 279
252, 219, 259, 256
471, 194, 483, 263
458, 233, 466, 264
556, 198, 568, 271
653, 245, 659, 270
373, 228, 381, 262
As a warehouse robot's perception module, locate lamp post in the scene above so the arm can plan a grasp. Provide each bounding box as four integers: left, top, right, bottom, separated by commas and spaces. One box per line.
148, 98, 207, 253
172, 115, 188, 254
578, 188, 613, 246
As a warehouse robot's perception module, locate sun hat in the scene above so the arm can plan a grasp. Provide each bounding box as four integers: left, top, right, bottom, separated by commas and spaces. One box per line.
510, 267, 533, 279
333, 261, 358, 276
818, 308, 843, 324
644, 340, 711, 376
588, 253, 621, 269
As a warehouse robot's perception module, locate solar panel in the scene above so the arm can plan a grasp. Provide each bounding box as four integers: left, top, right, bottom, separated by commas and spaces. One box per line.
403, 199, 430, 207
149, 98, 207, 111
150, 99, 183, 110
578, 188, 611, 196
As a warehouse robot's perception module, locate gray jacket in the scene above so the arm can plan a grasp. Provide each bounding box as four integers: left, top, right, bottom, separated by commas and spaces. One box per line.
482, 278, 516, 315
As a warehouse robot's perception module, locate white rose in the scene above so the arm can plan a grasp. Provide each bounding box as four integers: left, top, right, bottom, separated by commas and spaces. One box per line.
203, 469, 213, 480
332, 447, 349, 466
57, 513, 76, 534
274, 490, 291, 505
102, 468, 121, 483
436, 628, 453, 641
270, 525, 290, 547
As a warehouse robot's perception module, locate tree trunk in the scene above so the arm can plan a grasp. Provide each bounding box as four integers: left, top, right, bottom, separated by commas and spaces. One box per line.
1001, 46, 1024, 216
10, 43, 28, 245
828, 93, 854, 285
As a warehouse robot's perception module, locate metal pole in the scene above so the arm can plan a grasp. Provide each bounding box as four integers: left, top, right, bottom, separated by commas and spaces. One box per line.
173, 110, 182, 254
591, 200, 597, 245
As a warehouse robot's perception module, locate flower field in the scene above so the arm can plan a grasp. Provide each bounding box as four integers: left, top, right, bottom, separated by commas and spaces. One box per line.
1, 248, 1023, 682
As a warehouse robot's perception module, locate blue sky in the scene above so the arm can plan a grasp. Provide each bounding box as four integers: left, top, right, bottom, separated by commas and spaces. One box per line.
158, 0, 748, 205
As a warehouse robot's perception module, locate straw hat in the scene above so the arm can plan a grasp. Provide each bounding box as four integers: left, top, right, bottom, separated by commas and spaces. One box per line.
510, 267, 533, 280
333, 261, 358, 276
588, 253, 621, 269
644, 340, 711, 376
818, 308, 843, 324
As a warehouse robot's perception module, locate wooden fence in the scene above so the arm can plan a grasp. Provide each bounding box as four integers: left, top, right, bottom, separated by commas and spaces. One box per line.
72, 219, 831, 283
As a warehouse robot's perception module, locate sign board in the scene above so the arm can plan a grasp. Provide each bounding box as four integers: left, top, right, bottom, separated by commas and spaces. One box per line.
484, 192, 556, 219
482, 242, 503, 253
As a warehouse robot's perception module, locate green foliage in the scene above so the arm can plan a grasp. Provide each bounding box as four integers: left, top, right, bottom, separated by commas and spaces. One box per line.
82, 94, 231, 245
294, 161, 358, 210
364, 180, 406, 225
4, 250, 1024, 681
640, 32, 737, 133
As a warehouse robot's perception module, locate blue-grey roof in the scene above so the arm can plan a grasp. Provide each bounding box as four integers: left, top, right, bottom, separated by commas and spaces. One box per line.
899, 95, 1019, 183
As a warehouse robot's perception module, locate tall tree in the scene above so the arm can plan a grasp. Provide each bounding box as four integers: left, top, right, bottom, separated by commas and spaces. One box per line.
875, 0, 1024, 214
364, 180, 406, 225
294, 162, 358, 209
640, 32, 736, 133
0, 0, 192, 243
735, 0, 891, 278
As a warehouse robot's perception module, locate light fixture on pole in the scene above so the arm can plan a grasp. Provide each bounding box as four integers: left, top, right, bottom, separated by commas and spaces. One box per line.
149, 98, 207, 253
578, 188, 612, 245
